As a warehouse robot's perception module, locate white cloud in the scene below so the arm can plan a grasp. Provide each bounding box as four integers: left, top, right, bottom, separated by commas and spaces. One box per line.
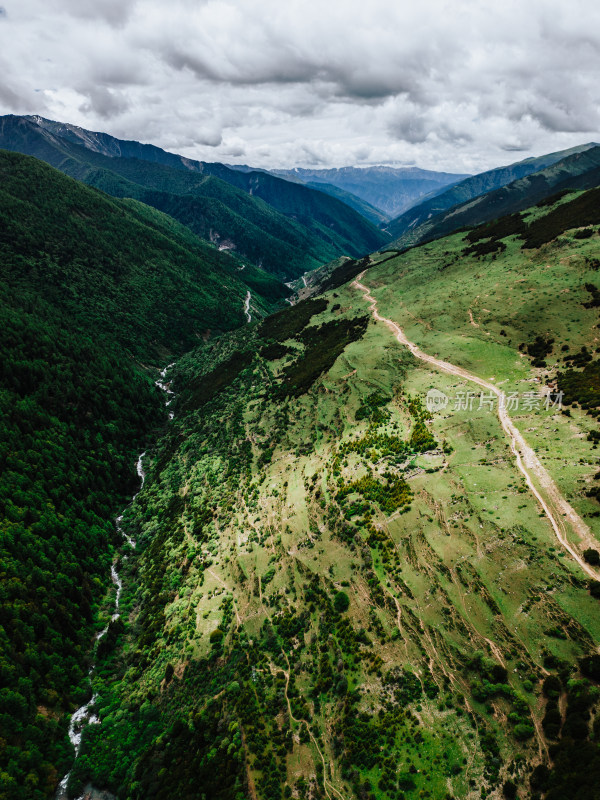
1, 0, 600, 171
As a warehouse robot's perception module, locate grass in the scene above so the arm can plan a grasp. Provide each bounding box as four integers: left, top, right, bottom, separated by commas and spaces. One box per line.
346, 222, 600, 549
75, 196, 600, 800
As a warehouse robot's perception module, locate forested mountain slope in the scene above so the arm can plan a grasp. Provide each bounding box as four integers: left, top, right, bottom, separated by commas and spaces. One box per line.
302, 182, 390, 226
386, 142, 600, 246
66, 188, 600, 800
0, 149, 286, 799
26, 117, 457, 226
0, 116, 387, 278
25, 115, 390, 238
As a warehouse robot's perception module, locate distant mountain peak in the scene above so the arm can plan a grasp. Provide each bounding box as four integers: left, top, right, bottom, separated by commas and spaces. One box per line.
268, 164, 471, 217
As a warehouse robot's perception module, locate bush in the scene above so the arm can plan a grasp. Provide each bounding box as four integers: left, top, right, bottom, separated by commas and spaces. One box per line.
562, 713, 590, 740
513, 723, 535, 740
530, 765, 550, 792
574, 228, 595, 239
579, 653, 600, 681
334, 591, 350, 613
583, 548, 600, 565
502, 780, 517, 799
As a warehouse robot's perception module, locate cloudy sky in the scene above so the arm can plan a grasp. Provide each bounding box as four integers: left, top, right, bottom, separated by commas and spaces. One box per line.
1, 0, 600, 172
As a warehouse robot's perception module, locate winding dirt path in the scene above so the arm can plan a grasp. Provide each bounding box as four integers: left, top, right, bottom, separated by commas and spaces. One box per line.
353, 275, 600, 582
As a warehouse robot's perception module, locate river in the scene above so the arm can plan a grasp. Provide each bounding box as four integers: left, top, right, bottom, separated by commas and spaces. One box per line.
243, 290, 252, 323
55, 362, 175, 800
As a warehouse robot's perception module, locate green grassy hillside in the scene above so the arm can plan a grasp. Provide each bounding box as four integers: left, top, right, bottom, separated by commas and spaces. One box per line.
386, 143, 600, 248
68, 191, 600, 800
0, 149, 286, 799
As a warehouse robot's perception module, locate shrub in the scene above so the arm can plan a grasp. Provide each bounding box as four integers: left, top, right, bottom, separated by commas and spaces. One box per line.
574, 228, 595, 239
562, 713, 589, 740
334, 591, 350, 613
583, 548, 600, 565
502, 780, 517, 799
513, 723, 534, 740
589, 579, 600, 599
530, 764, 550, 792
579, 653, 600, 681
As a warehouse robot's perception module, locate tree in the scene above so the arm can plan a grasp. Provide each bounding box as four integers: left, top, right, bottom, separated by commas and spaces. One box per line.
589, 579, 600, 599
333, 591, 350, 613
580, 654, 600, 681
503, 780, 517, 799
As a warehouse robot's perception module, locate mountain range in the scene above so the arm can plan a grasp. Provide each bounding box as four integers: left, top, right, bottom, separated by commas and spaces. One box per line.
3, 119, 600, 800
268, 165, 470, 219
6, 116, 600, 267
385, 142, 600, 247
0, 115, 388, 280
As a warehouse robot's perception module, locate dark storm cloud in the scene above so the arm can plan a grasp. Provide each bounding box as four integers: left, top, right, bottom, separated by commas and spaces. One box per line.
2, 0, 600, 171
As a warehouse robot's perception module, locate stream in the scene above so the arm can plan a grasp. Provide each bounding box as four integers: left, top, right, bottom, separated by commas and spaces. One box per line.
243, 290, 252, 323
55, 363, 175, 800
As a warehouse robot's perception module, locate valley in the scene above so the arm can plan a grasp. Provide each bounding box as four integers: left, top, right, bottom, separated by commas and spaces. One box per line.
2, 126, 600, 800
0, 116, 388, 280
65, 192, 600, 800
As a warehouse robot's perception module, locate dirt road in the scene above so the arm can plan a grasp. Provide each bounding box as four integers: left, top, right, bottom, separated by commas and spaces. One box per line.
353, 275, 600, 582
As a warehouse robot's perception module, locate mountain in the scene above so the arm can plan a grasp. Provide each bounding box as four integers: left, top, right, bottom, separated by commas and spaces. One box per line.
0, 149, 289, 350
270, 164, 470, 218
6, 127, 600, 800
0, 115, 387, 278
0, 149, 290, 799
386, 142, 600, 245
25, 115, 389, 227
61, 186, 600, 800
303, 181, 390, 225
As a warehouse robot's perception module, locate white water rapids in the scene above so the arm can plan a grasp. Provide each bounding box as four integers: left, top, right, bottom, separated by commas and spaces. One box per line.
56, 362, 175, 799
243, 290, 252, 323
155, 362, 175, 419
